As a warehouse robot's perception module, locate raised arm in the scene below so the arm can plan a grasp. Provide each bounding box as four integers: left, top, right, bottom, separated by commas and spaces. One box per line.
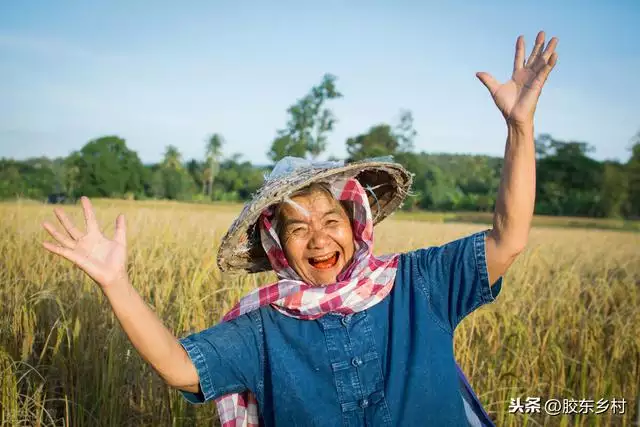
100, 277, 200, 392
476, 31, 558, 284
42, 197, 199, 393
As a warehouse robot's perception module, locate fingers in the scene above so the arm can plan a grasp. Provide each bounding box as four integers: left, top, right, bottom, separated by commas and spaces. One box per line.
54, 207, 83, 240
534, 52, 558, 88
113, 214, 126, 246
81, 196, 99, 234
513, 35, 525, 73
42, 221, 76, 249
476, 72, 500, 95
42, 241, 79, 264
529, 32, 558, 74
42, 241, 92, 272
525, 31, 545, 68
541, 36, 559, 62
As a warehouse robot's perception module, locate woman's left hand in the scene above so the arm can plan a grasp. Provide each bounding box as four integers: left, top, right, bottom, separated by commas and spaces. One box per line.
477, 31, 558, 127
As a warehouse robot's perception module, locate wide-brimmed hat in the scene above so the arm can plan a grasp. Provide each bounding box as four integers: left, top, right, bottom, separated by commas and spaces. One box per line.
217, 156, 414, 274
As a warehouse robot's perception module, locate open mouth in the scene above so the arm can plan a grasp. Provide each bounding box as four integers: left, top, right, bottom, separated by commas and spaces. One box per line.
308, 252, 340, 269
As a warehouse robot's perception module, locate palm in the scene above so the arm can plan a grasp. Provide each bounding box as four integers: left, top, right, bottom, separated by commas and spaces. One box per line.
477, 31, 558, 125
42, 197, 128, 288
74, 232, 127, 285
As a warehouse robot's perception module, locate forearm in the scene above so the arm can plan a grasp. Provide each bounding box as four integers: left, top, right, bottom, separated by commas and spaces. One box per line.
491, 122, 536, 253
102, 279, 199, 392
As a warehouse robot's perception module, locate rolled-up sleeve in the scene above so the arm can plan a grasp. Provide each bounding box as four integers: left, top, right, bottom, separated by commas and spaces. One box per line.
414, 229, 502, 332
178, 312, 261, 404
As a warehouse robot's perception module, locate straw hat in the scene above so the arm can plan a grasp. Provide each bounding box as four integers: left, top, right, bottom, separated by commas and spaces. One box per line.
217, 156, 414, 274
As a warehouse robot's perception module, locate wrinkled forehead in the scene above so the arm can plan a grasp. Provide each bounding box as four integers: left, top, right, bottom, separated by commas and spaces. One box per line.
277, 186, 343, 220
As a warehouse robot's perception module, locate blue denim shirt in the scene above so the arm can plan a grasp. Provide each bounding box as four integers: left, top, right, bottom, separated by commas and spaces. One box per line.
180, 230, 502, 426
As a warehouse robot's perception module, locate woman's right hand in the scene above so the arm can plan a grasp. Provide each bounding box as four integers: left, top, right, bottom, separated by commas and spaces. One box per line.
43, 198, 198, 390
42, 196, 129, 289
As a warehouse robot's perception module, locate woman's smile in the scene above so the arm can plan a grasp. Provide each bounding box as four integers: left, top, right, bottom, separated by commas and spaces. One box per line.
308, 251, 340, 269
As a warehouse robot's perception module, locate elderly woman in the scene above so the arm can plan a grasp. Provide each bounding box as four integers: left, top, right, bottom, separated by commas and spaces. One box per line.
42, 32, 557, 426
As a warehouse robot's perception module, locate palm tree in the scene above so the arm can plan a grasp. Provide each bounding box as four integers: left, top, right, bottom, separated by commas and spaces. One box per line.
205, 134, 224, 196
162, 145, 182, 170
201, 166, 209, 196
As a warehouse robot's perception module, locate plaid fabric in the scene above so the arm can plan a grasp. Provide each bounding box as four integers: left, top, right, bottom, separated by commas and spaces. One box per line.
214, 177, 399, 426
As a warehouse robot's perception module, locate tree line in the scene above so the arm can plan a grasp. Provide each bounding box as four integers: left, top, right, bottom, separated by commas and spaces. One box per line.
2, 74, 639, 219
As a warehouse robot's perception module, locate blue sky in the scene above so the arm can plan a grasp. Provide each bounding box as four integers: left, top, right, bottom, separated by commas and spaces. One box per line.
1, 1, 639, 165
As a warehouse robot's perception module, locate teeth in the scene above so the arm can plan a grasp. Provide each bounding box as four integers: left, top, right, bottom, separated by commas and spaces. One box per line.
312, 253, 334, 262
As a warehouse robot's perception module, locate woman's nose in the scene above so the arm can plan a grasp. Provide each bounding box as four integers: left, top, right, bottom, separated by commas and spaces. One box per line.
307, 228, 331, 248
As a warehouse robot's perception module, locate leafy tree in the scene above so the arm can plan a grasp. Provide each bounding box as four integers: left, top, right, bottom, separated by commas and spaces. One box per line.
0, 157, 79, 200
346, 124, 399, 162
211, 154, 267, 201
0, 159, 21, 199
21, 157, 59, 198
151, 145, 196, 200
626, 132, 640, 218
346, 110, 417, 162
599, 161, 628, 218
396, 153, 499, 212
0, 159, 55, 199
395, 110, 417, 153
2, 122, 637, 222
535, 135, 603, 216
186, 158, 206, 197
162, 145, 182, 170
268, 74, 342, 162
71, 136, 145, 198
535, 133, 553, 158
267, 131, 306, 162
61, 154, 81, 196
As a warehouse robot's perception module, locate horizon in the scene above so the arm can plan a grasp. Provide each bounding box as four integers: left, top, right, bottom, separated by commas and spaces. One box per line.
1, 1, 639, 165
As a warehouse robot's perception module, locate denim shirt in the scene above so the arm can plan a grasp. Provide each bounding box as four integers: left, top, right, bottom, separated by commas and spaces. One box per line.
180, 230, 502, 426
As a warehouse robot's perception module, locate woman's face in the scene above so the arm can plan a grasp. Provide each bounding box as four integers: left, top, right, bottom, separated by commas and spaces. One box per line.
277, 188, 355, 286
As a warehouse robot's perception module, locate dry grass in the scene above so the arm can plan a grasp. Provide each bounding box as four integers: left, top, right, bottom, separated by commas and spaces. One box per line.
1, 200, 638, 426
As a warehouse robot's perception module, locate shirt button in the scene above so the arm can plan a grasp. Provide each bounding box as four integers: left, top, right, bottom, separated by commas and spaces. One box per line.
341, 315, 352, 326
360, 399, 369, 408
351, 357, 363, 367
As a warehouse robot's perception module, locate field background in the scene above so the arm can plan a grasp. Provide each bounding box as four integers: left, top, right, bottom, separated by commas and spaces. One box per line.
1, 199, 639, 426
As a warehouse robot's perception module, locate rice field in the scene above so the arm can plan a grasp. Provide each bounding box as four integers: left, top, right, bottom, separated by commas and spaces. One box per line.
1, 199, 639, 426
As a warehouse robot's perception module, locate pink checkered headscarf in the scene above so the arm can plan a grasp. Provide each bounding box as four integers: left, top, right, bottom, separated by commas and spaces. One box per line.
214, 177, 399, 426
